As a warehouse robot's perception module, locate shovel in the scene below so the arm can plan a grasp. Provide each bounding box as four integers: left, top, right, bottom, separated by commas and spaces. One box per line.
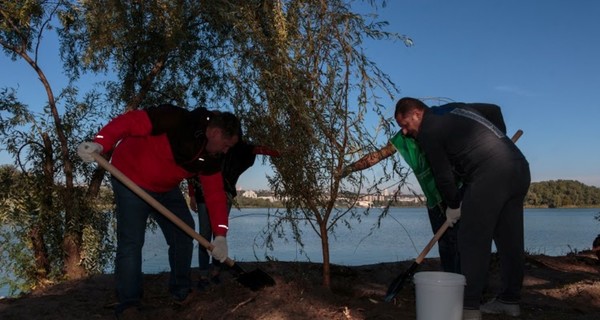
90, 152, 275, 291
384, 129, 523, 302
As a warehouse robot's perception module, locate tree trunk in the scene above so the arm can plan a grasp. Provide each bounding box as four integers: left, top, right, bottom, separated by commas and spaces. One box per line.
28, 133, 55, 285
62, 233, 86, 279
29, 226, 49, 283
320, 225, 331, 288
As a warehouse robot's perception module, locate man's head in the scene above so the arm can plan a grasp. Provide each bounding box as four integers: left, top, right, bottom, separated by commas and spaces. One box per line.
205, 111, 241, 155
394, 97, 428, 137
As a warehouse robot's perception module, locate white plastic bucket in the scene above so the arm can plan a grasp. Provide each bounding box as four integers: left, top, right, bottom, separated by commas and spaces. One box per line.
414, 271, 466, 320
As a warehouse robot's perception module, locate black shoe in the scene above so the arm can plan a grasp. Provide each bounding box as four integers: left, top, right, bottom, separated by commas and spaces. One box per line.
171, 288, 193, 306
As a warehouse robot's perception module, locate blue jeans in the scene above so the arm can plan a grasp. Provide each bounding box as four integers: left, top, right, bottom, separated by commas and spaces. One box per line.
111, 177, 194, 310
197, 200, 231, 277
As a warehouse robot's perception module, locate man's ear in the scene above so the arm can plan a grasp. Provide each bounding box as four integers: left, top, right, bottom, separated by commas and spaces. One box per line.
205, 126, 218, 140
413, 109, 424, 121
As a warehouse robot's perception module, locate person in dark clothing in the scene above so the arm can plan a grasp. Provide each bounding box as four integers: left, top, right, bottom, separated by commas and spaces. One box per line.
394, 97, 530, 320
188, 141, 280, 288
77, 104, 240, 316
593, 234, 600, 260
341, 123, 461, 274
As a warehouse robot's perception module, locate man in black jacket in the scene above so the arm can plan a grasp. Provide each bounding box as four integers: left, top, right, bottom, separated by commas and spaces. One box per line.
188, 140, 280, 288
394, 97, 530, 320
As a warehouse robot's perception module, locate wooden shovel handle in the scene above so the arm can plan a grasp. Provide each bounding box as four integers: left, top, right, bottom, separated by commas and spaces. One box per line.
91, 152, 236, 268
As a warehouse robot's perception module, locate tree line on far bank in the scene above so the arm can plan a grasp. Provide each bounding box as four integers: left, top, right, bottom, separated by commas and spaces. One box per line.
234, 179, 600, 209
524, 180, 600, 208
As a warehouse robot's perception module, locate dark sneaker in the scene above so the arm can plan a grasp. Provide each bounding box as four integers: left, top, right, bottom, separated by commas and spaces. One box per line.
462, 309, 481, 320
171, 289, 190, 305
480, 298, 521, 317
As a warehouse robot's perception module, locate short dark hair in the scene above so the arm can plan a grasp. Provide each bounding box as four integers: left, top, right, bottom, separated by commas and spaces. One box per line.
394, 97, 428, 117
208, 111, 241, 138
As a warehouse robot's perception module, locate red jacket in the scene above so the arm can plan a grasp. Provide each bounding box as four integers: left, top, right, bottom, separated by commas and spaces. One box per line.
94, 104, 229, 236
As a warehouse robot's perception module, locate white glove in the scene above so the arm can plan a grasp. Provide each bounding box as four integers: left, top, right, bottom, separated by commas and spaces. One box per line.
210, 236, 228, 263
77, 142, 103, 162
445, 205, 461, 227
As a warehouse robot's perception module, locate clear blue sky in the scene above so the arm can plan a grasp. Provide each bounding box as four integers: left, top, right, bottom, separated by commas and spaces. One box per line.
1, 1, 599, 192
241, 0, 600, 191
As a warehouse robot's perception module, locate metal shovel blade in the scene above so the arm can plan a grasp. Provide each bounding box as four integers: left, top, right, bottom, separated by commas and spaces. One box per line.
231, 263, 276, 291
384, 262, 419, 302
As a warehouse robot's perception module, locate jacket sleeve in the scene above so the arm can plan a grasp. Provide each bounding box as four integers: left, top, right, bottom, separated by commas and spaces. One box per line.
418, 134, 461, 209
93, 110, 153, 153
253, 145, 281, 157
199, 172, 229, 236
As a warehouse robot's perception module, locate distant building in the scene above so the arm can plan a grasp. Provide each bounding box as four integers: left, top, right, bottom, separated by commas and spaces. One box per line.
356, 200, 374, 208
258, 196, 277, 202
239, 188, 422, 205
242, 190, 257, 198
397, 195, 420, 203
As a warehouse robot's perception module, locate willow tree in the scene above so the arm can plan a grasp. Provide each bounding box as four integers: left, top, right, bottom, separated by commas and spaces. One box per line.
1, 0, 412, 293
1, 0, 240, 293
207, 0, 413, 287
58, 0, 243, 207
59, 0, 234, 111
0, 0, 115, 293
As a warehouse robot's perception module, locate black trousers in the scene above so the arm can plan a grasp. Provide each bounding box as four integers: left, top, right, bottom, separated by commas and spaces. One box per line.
459, 158, 530, 309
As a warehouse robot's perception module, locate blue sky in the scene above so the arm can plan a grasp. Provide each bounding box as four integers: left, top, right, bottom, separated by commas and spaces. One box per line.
242, 0, 600, 192
1, 1, 599, 192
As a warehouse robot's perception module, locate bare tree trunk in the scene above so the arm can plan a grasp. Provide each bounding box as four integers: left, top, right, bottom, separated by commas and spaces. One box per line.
20, 49, 86, 280
29, 226, 49, 283
29, 133, 55, 284
320, 224, 331, 288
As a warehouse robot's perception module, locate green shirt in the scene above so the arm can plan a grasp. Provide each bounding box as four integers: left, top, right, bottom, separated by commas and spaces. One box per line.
389, 132, 442, 208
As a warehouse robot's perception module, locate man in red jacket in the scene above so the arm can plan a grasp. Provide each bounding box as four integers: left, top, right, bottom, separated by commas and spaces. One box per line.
78, 104, 240, 316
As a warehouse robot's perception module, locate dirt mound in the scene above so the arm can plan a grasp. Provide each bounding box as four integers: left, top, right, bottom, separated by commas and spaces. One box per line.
1, 252, 599, 319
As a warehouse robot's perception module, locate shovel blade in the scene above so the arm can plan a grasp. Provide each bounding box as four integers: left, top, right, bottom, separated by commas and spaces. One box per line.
384, 261, 419, 302
237, 268, 276, 291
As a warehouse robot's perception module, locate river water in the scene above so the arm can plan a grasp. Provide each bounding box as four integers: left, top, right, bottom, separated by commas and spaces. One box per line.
1, 207, 598, 298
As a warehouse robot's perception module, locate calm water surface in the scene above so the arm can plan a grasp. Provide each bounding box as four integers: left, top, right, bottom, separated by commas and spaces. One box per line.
1, 207, 598, 298
141, 207, 600, 271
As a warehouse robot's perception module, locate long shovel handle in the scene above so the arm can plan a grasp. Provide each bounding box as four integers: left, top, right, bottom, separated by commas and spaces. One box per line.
91, 152, 236, 268
415, 220, 451, 264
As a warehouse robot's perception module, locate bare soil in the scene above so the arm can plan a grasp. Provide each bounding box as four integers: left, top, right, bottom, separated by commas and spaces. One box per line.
1, 251, 599, 319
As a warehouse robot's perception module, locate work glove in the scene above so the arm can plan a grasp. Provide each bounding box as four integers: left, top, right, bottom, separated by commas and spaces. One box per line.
77, 142, 103, 163
445, 205, 461, 227
210, 235, 228, 263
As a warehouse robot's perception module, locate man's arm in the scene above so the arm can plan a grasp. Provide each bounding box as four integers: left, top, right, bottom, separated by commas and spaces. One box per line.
198, 173, 229, 236
341, 142, 397, 177
252, 145, 281, 157
93, 109, 153, 153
